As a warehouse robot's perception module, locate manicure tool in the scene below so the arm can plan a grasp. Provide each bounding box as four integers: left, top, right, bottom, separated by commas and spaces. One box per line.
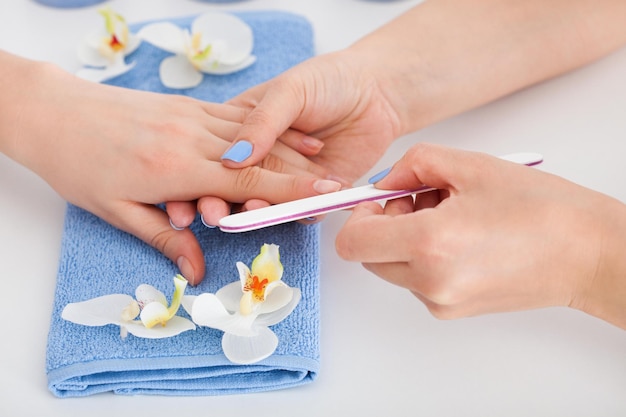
218, 152, 543, 233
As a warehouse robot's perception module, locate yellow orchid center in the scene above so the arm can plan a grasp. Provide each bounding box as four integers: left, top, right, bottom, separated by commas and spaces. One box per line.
239, 244, 283, 315
187, 32, 213, 69
244, 275, 270, 302
98, 7, 129, 56
108, 34, 125, 52
140, 274, 188, 329
250, 244, 283, 283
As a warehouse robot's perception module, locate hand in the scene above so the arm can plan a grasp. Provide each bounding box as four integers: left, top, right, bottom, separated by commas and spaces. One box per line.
335, 143, 626, 329
1, 56, 340, 285
223, 49, 403, 185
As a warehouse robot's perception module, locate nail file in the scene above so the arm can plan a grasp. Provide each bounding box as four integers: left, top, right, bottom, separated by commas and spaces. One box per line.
218, 152, 543, 233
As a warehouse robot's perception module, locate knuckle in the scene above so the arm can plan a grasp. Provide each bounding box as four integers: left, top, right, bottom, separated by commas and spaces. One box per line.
135, 145, 181, 175
258, 154, 286, 174
147, 228, 175, 257
233, 166, 263, 193
244, 108, 274, 128
406, 142, 439, 171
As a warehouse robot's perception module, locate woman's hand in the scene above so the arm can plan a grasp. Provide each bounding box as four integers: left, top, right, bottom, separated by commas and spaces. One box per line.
223, 49, 403, 186
336, 143, 626, 329
0, 53, 340, 285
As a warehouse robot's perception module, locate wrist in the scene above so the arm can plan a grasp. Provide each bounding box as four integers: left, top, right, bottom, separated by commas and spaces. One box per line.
0, 52, 72, 173
571, 194, 626, 329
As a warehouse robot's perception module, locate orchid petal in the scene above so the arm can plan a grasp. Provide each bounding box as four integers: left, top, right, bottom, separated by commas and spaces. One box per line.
256, 288, 301, 327
139, 301, 170, 328
61, 294, 134, 326
167, 274, 188, 317
222, 327, 278, 364
75, 60, 135, 83
181, 295, 197, 316
257, 282, 293, 314
251, 244, 283, 282
190, 293, 231, 325
125, 316, 196, 339
120, 300, 140, 321
77, 31, 111, 67
200, 55, 256, 75
124, 34, 142, 56
135, 284, 167, 308
236, 262, 250, 290
190, 293, 257, 336
159, 55, 203, 89
191, 12, 254, 65
137, 22, 187, 55
215, 281, 244, 313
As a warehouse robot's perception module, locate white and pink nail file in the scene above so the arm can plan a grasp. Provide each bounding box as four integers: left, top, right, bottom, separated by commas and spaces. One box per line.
218, 152, 543, 233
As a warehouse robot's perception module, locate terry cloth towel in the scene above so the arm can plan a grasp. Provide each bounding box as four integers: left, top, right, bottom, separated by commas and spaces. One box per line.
46, 11, 320, 397
33, 0, 107, 8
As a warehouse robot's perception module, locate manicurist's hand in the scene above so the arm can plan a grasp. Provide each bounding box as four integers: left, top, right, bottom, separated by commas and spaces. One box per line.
336, 143, 626, 329
0, 51, 340, 285
222, 49, 401, 186
223, 0, 626, 188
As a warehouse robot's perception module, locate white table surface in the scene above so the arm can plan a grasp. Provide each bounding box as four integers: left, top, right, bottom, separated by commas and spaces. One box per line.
2, 1, 626, 416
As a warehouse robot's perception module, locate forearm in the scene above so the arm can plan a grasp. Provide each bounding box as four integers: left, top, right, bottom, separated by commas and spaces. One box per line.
575, 194, 626, 329
351, 0, 626, 135
0, 51, 35, 162
0, 50, 66, 170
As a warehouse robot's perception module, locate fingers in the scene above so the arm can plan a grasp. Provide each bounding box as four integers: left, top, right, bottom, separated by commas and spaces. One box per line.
372, 143, 481, 192
362, 261, 418, 290
185, 162, 342, 205
200, 101, 248, 124
336, 202, 434, 263
110, 202, 207, 286
278, 130, 325, 157
166, 201, 197, 230
221, 77, 305, 168
197, 196, 231, 228
258, 149, 330, 183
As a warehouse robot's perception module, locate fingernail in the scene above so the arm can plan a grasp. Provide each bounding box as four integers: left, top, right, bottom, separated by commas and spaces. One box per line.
201, 214, 216, 229
302, 136, 324, 151
177, 256, 195, 285
313, 179, 342, 194
221, 140, 253, 163
305, 217, 317, 222
368, 167, 391, 184
169, 218, 185, 231
327, 174, 351, 187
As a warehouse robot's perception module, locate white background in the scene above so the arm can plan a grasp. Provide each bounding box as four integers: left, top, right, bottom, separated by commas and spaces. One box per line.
1, 0, 626, 416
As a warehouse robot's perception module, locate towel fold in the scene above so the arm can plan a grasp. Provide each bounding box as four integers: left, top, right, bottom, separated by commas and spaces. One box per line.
46, 11, 320, 397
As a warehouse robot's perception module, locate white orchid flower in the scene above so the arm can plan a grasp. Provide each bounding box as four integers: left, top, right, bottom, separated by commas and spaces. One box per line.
62, 274, 195, 339
183, 244, 301, 364
76, 7, 141, 83
137, 12, 256, 89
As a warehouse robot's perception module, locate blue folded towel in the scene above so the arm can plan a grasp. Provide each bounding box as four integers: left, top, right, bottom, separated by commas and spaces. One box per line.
46, 11, 320, 397
33, 0, 107, 8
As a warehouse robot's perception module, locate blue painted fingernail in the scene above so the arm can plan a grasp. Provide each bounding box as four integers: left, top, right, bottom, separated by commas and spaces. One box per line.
221, 140, 253, 163
368, 167, 391, 184
201, 214, 216, 229
169, 218, 185, 231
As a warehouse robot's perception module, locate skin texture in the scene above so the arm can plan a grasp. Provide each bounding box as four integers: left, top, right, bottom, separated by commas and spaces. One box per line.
336, 144, 626, 329
218, 0, 626, 327
0, 51, 340, 285
223, 0, 626, 185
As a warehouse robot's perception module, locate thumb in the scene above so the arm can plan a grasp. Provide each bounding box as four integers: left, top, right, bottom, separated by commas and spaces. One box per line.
221, 79, 305, 168
373, 143, 477, 192
110, 202, 207, 286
